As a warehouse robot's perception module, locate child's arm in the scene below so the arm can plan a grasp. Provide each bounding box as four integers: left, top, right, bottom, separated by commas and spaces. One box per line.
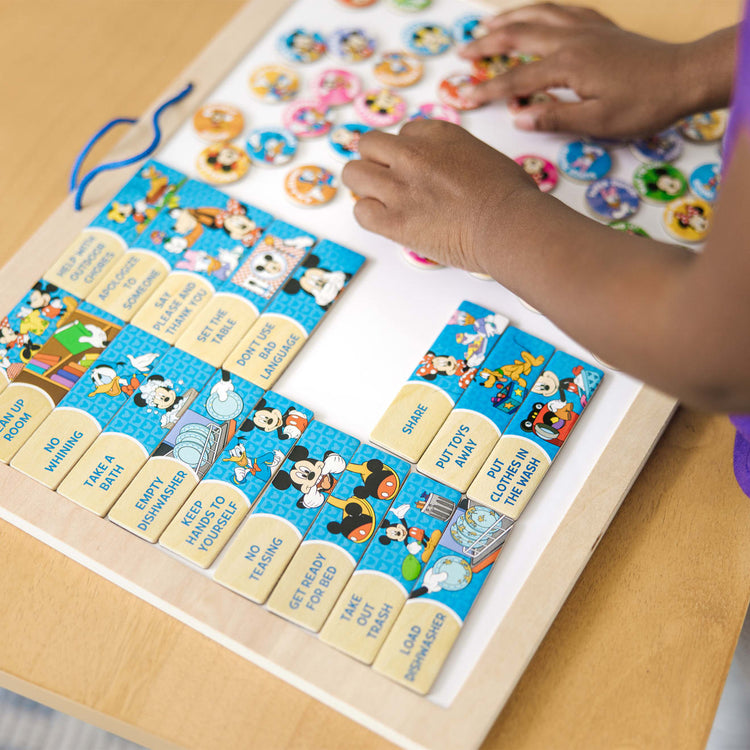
460, 3, 737, 138
343, 13, 749, 411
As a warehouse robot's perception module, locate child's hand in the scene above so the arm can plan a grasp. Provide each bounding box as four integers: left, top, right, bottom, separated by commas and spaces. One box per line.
459, 3, 707, 138
343, 120, 540, 271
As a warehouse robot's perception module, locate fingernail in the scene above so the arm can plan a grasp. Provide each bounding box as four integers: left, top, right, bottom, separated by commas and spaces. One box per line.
514, 112, 536, 130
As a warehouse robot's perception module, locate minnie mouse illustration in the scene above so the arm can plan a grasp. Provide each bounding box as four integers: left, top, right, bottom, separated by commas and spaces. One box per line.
416, 351, 476, 389
675, 203, 709, 233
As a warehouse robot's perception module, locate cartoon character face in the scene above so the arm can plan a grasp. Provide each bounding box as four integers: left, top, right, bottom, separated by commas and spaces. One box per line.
366, 90, 399, 114
134, 375, 179, 412
252, 405, 283, 432
252, 252, 285, 278
521, 157, 545, 177
656, 174, 683, 196
532, 370, 559, 397
414, 26, 450, 53
342, 31, 368, 55
677, 207, 708, 232
223, 213, 258, 241
289, 457, 325, 494
283, 254, 347, 309
214, 147, 239, 167
331, 128, 359, 150
382, 521, 407, 542
28, 288, 51, 310
107, 201, 134, 224
0, 324, 20, 346
291, 31, 316, 54
432, 355, 459, 375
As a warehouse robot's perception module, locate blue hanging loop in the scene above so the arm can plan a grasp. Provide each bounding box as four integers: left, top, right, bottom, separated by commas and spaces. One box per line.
72, 82, 194, 211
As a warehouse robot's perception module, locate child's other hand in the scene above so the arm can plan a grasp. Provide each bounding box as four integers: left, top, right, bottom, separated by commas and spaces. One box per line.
343, 120, 540, 271
459, 3, 701, 138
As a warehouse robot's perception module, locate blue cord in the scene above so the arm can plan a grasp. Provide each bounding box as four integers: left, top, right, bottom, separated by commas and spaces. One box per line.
72, 81, 194, 211
69, 117, 137, 191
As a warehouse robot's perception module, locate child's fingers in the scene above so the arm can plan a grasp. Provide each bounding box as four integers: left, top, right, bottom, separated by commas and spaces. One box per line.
512, 100, 598, 135
357, 130, 401, 166
464, 59, 564, 105
459, 22, 565, 60
341, 160, 395, 201
352, 197, 390, 236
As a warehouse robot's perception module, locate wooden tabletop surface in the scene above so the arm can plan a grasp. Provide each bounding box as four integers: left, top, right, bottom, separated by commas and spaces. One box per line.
0, 1, 748, 749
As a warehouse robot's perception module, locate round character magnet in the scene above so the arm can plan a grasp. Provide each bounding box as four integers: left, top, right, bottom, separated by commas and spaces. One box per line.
409, 103, 461, 124
472, 52, 538, 80
453, 14, 485, 43
337, 0, 378, 7
245, 127, 298, 167
389, 0, 432, 11
663, 197, 713, 243
401, 248, 444, 270
630, 128, 683, 163
689, 162, 721, 202
585, 178, 640, 221
514, 154, 558, 193
331, 27, 376, 62
311, 68, 361, 107
558, 141, 612, 182
282, 99, 334, 138
402, 22, 453, 56
196, 143, 250, 184
373, 51, 423, 88
248, 64, 300, 103
632, 163, 688, 203
278, 28, 327, 64
608, 220, 650, 237
354, 88, 406, 127
508, 91, 558, 114
677, 110, 728, 142
192, 104, 244, 143
328, 122, 372, 160
284, 165, 338, 207
438, 73, 482, 111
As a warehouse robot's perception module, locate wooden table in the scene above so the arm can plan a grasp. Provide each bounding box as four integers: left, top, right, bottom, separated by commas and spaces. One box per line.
0, 1, 748, 748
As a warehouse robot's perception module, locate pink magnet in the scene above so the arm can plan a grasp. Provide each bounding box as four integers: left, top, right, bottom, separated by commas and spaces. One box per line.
311, 68, 362, 107
354, 88, 407, 127
514, 154, 558, 193
282, 99, 334, 138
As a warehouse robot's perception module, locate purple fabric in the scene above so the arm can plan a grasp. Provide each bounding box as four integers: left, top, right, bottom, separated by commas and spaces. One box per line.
728, 1, 750, 497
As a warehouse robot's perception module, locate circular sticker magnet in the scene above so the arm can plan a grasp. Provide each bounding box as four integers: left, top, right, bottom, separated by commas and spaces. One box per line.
630, 128, 683, 163
337, 0, 378, 7
389, 0, 431, 11
508, 91, 558, 114
246, 127, 298, 167
284, 165, 338, 207
248, 64, 300, 103
311, 68, 361, 106
472, 52, 538, 80
278, 28, 327, 64
438, 73, 481, 111
354, 88, 406, 127
453, 14, 485, 43
402, 22, 453, 56
196, 143, 250, 184
402, 248, 443, 269
331, 28, 376, 62
192, 104, 244, 143
608, 220, 650, 238
663, 197, 713, 243
558, 141, 611, 182
689, 162, 721, 202
328, 122, 372, 160
585, 178, 640, 221
515, 154, 558, 193
282, 99, 334, 138
677, 110, 728, 142
632, 163, 688, 203
409, 103, 461, 124
373, 51, 423, 88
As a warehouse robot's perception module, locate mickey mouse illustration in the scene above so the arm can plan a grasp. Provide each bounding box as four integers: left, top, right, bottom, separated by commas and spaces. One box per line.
326, 500, 374, 544
133, 374, 187, 428
272, 445, 346, 509
282, 254, 349, 310
378, 503, 429, 555
241, 398, 308, 440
